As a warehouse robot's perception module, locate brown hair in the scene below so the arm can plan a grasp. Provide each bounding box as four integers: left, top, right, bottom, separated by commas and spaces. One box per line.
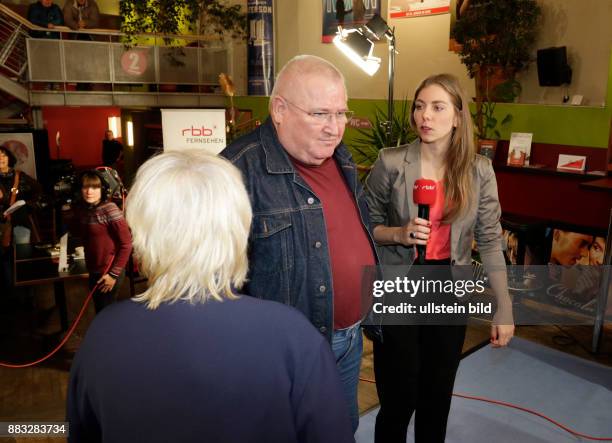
0, 146, 17, 168
81, 172, 102, 189
410, 73, 476, 222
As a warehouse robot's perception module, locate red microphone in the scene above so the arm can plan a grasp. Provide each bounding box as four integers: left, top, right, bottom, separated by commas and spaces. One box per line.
413, 179, 437, 264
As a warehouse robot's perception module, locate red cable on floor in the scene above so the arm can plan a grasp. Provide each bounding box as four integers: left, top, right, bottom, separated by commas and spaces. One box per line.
359, 377, 612, 441
0, 282, 99, 368
453, 392, 612, 442
0, 257, 114, 369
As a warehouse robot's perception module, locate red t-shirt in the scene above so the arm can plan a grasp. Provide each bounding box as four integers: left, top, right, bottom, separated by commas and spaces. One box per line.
425, 180, 451, 260
293, 157, 376, 329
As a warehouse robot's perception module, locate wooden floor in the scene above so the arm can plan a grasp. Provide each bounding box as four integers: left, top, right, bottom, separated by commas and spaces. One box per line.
1, 280, 611, 443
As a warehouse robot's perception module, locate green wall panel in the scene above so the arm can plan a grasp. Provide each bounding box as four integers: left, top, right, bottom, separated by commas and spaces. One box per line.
234, 96, 610, 149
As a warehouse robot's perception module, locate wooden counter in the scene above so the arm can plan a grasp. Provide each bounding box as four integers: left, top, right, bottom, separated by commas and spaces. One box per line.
492, 141, 610, 233
494, 164, 611, 234
580, 177, 612, 192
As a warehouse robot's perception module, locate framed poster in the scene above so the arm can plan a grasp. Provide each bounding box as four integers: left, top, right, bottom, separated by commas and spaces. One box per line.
248, 0, 274, 96
547, 230, 606, 315
161, 109, 226, 154
0, 132, 37, 179
322, 0, 381, 43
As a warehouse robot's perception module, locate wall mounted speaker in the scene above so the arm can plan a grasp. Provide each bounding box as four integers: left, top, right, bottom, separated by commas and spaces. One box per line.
537, 46, 572, 86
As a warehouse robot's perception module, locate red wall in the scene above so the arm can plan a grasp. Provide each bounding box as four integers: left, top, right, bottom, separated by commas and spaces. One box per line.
42, 106, 121, 167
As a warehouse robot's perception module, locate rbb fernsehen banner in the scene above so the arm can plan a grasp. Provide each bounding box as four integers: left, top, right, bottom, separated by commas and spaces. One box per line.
161, 109, 226, 154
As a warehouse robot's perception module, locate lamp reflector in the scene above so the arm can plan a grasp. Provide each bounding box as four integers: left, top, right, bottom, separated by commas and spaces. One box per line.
332, 31, 381, 76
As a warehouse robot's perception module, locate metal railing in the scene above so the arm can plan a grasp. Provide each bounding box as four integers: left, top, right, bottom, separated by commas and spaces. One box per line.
0, 5, 29, 78
26, 37, 231, 90
0, 4, 234, 95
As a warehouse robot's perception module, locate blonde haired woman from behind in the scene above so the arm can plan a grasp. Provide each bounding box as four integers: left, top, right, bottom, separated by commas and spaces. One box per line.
67, 150, 354, 443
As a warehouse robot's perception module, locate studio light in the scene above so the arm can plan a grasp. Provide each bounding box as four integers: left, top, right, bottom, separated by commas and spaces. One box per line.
334, 14, 397, 146
362, 14, 394, 41
333, 28, 381, 76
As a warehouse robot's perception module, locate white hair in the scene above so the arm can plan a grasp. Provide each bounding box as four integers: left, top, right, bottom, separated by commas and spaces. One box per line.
125, 150, 252, 309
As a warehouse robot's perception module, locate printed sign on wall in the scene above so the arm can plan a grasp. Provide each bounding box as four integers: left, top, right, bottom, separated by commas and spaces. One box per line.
322, 0, 381, 43
390, 0, 450, 18
0, 132, 37, 179
248, 0, 274, 96
121, 49, 149, 77
161, 109, 226, 154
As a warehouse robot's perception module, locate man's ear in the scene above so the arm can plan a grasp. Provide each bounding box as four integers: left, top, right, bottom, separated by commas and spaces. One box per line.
270, 96, 287, 125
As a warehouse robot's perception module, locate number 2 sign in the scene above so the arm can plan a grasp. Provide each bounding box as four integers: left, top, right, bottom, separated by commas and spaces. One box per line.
121, 49, 148, 76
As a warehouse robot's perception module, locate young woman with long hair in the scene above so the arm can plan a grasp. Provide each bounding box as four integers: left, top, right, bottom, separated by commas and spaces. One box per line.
365, 73, 515, 442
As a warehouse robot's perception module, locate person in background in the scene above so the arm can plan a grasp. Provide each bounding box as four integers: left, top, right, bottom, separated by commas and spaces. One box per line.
63, 0, 100, 31
101, 130, 123, 170
335, 0, 352, 26
221, 54, 378, 433
0, 146, 42, 294
365, 73, 514, 442
28, 0, 64, 39
75, 170, 131, 313
0, 146, 42, 237
67, 150, 354, 443
352, 0, 365, 22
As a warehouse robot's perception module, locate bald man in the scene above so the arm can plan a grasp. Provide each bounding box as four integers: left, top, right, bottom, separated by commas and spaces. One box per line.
221, 55, 378, 433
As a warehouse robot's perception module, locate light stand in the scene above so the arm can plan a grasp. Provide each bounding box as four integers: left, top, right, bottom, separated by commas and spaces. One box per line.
334, 15, 397, 147
385, 30, 396, 147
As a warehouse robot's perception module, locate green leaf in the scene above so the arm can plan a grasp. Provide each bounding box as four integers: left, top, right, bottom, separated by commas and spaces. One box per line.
347, 98, 418, 181
485, 116, 497, 129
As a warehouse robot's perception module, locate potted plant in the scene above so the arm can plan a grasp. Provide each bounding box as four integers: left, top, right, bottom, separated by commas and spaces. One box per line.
452, 0, 541, 101
120, 0, 247, 47
348, 99, 417, 181
473, 79, 520, 160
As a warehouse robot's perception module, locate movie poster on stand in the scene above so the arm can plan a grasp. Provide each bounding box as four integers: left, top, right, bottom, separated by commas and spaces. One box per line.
248, 0, 274, 96
390, 0, 450, 19
0, 132, 37, 179
322, 0, 381, 43
161, 109, 226, 154
547, 229, 606, 316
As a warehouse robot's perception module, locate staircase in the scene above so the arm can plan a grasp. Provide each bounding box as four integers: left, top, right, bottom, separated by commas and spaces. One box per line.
0, 3, 237, 109
0, 4, 29, 106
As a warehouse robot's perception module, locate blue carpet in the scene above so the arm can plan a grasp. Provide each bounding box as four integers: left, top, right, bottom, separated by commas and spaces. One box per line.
357, 337, 612, 442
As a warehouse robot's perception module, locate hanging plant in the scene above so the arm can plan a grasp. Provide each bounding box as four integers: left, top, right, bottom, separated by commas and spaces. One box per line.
120, 0, 247, 47
452, 0, 541, 79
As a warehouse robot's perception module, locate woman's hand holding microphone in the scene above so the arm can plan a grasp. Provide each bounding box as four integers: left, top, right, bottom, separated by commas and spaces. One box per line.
394, 217, 432, 247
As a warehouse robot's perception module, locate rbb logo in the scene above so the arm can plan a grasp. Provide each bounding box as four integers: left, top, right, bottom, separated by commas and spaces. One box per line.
182, 126, 214, 137
413, 183, 436, 191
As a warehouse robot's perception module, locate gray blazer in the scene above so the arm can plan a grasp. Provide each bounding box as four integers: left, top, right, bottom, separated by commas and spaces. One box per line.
365, 140, 506, 271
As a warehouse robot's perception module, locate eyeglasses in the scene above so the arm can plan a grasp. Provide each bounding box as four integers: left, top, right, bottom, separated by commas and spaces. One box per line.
281, 97, 354, 124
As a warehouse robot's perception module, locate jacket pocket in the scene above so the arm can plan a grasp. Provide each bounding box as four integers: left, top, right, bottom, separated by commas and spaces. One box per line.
248, 213, 294, 304
250, 213, 294, 274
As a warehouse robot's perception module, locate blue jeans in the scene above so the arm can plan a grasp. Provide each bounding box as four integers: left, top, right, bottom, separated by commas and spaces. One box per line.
332, 322, 363, 434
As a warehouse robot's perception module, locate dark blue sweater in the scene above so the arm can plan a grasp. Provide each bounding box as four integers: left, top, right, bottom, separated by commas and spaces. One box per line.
67, 295, 354, 443
27, 2, 63, 38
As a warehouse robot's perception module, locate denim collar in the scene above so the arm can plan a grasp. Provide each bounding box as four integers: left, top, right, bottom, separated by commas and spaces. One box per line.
258, 118, 354, 174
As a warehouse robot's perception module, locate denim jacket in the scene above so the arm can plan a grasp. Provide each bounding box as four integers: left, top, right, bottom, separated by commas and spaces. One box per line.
221, 119, 379, 342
